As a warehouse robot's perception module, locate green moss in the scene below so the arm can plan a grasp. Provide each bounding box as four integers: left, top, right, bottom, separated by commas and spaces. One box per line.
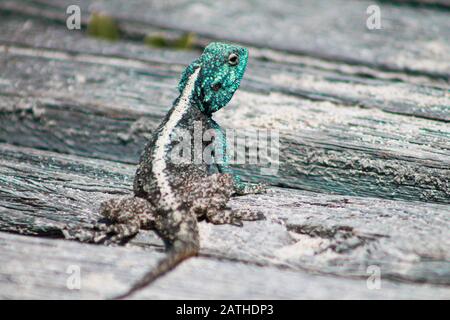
144, 32, 195, 50
144, 34, 168, 48
87, 13, 120, 41
174, 33, 195, 50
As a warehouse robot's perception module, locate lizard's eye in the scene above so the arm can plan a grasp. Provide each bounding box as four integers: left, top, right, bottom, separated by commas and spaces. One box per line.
228, 53, 239, 66
212, 83, 222, 91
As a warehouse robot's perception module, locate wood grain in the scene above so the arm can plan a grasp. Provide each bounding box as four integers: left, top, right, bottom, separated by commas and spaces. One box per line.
0, 0, 448, 299
0, 15, 448, 203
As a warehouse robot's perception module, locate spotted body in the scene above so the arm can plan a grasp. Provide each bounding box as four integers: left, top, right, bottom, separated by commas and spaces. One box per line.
68, 43, 265, 299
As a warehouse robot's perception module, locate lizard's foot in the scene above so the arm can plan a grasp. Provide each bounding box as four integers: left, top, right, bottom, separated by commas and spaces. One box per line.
233, 207, 266, 221
233, 182, 268, 196
207, 209, 243, 226
62, 224, 100, 243
63, 222, 140, 245
206, 207, 265, 227
63, 196, 155, 245
92, 222, 141, 245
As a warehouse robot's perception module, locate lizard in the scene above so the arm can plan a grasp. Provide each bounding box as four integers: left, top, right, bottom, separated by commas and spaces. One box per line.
68, 42, 266, 299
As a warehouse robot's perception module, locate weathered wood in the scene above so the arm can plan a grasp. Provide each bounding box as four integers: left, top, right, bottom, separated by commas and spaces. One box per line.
0, 143, 131, 235
0, 16, 448, 203
2, 0, 449, 80
0, 1, 449, 300
2, 231, 449, 299
0, 143, 449, 289
1, 14, 447, 120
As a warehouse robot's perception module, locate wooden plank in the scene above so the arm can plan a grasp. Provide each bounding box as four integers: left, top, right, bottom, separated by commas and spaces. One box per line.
0, 143, 449, 287
0, 35, 448, 203
1, 0, 449, 80
2, 231, 449, 299
0, 143, 131, 235
0, 0, 448, 301
1, 14, 448, 121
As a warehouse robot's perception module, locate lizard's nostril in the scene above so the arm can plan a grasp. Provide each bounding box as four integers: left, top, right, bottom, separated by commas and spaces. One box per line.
212, 83, 222, 92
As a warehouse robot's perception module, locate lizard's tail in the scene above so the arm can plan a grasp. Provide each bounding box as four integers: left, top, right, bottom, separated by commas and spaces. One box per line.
112, 245, 198, 300
111, 214, 199, 300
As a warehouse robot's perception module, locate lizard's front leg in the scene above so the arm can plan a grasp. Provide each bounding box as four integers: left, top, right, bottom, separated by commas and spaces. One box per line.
207, 118, 267, 195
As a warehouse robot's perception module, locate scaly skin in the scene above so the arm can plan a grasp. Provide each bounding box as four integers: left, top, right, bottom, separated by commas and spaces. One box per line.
67, 43, 266, 299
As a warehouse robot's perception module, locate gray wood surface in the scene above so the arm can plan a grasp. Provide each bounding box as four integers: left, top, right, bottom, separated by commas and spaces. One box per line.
2, 0, 450, 78
2, 231, 449, 299
1, 143, 449, 298
0, 0, 449, 299
0, 14, 448, 203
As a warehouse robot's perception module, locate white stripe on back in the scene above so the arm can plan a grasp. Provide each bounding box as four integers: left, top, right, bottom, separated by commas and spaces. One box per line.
152, 67, 200, 213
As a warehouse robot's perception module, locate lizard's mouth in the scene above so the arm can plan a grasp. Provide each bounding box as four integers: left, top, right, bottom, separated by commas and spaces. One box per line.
197, 87, 213, 115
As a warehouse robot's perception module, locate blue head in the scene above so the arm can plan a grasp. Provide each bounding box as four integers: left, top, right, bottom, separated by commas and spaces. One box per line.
178, 42, 248, 115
